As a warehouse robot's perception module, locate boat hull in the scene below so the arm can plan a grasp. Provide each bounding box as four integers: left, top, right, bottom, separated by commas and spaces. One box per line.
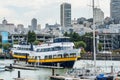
28, 57, 80, 68
29, 61, 75, 68
42, 61, 74, 68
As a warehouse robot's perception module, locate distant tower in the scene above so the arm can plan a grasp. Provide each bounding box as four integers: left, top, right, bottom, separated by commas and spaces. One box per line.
60, 3, 71, 27
94, 8, 104, 26
110, 0, 120, 24
31, 18, 37, 31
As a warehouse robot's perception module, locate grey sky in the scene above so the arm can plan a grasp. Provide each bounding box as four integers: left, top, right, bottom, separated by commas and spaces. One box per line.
0, 0, 110, 28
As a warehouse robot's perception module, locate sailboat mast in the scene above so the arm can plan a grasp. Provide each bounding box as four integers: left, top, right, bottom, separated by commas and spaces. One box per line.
92, 0, 96, 72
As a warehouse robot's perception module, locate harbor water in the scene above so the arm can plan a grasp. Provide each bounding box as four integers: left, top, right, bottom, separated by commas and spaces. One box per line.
0, 59, 120, 80
0, 59, 68, 80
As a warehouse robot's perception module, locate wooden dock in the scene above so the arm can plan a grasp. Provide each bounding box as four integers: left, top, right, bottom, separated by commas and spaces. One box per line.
6, 65, 39, 70
13, 78, 33, 80
5, 60, 63, 71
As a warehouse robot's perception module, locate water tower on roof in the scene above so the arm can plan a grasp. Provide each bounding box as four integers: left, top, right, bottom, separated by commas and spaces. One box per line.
2, 18, 7, 25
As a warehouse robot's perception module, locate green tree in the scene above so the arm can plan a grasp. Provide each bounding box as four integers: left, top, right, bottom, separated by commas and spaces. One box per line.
27, 31, 36, 43
81, 48, 86, 55
0, 35, 2, 42
2, 43, 11, 50
83, 32, 93, 52
64, 32, 93, 52
98, 43, 102, 51
0, 42, 2, 48
33, 40, 40, 45
74, 41, 86, 48
64, 32, 68, 36
67, 32, 80, 42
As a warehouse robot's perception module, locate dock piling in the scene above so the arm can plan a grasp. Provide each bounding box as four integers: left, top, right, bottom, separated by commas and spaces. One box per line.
111, 65, 113, 74
25, 54, 28, 64
10, 64, 12, 69
18, 71, 21, 78
52, 68, 55, 76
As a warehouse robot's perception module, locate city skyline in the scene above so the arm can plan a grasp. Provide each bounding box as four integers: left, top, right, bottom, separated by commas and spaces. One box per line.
0, 0, 110, 28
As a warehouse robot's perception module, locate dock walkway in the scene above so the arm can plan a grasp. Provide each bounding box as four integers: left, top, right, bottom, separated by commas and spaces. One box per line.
13, 78, 33, 80
6, 61, 63, 70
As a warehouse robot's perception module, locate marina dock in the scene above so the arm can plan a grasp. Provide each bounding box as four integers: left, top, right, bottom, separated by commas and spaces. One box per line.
6, 65, 39, 70
13, 78, 33, 80
5, 61, 63, 70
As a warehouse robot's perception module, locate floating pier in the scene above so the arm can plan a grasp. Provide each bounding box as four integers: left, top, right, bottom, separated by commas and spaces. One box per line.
6, 65, 39, 70
6, 60, 63, 71
13, 78, 33, 80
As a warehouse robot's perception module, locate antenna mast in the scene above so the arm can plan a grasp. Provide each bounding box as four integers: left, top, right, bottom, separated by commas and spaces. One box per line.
92, 0, 96, 73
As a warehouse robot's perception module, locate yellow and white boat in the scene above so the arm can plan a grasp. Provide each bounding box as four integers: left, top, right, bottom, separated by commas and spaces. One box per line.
11, 37, 81, 68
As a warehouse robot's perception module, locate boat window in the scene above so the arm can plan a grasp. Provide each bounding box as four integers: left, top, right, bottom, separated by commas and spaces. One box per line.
70, 53, 76, 57
46, 48, 51, 51
53, 38, 71, 43
53, 46, 62, 51
35, 56, 37, 59
36, 49, 40, 52
38, 56, 41, 59
62, 47, 68, 50
58, 54, 62, 58
16, 47, 30, 51
45, 56, 49, 59
31, 56, 34, 59
36, 46, 63, 52
14, 53, 29, 56
53, 55, 57, 58
64, 54, 69, 58
40, 49, 44, 52
49, 55, 52, 59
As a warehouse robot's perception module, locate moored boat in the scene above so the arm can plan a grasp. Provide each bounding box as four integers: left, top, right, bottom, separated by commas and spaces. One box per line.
11, 37, 81, 68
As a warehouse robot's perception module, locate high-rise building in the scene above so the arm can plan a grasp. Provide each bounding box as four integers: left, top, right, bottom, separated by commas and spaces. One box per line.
31, 18, 37, 31
94, 8, 104, 26
60, 3, 71, 27
17, 24, 24, 33
110, 0, 120, 24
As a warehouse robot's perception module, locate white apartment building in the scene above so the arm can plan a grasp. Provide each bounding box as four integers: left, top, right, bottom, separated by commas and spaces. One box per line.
94, 8, 104, 26
0, 19, 15, 34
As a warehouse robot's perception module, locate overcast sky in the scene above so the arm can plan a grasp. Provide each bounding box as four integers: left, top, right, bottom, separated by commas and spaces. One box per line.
0, 0, 110, 28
